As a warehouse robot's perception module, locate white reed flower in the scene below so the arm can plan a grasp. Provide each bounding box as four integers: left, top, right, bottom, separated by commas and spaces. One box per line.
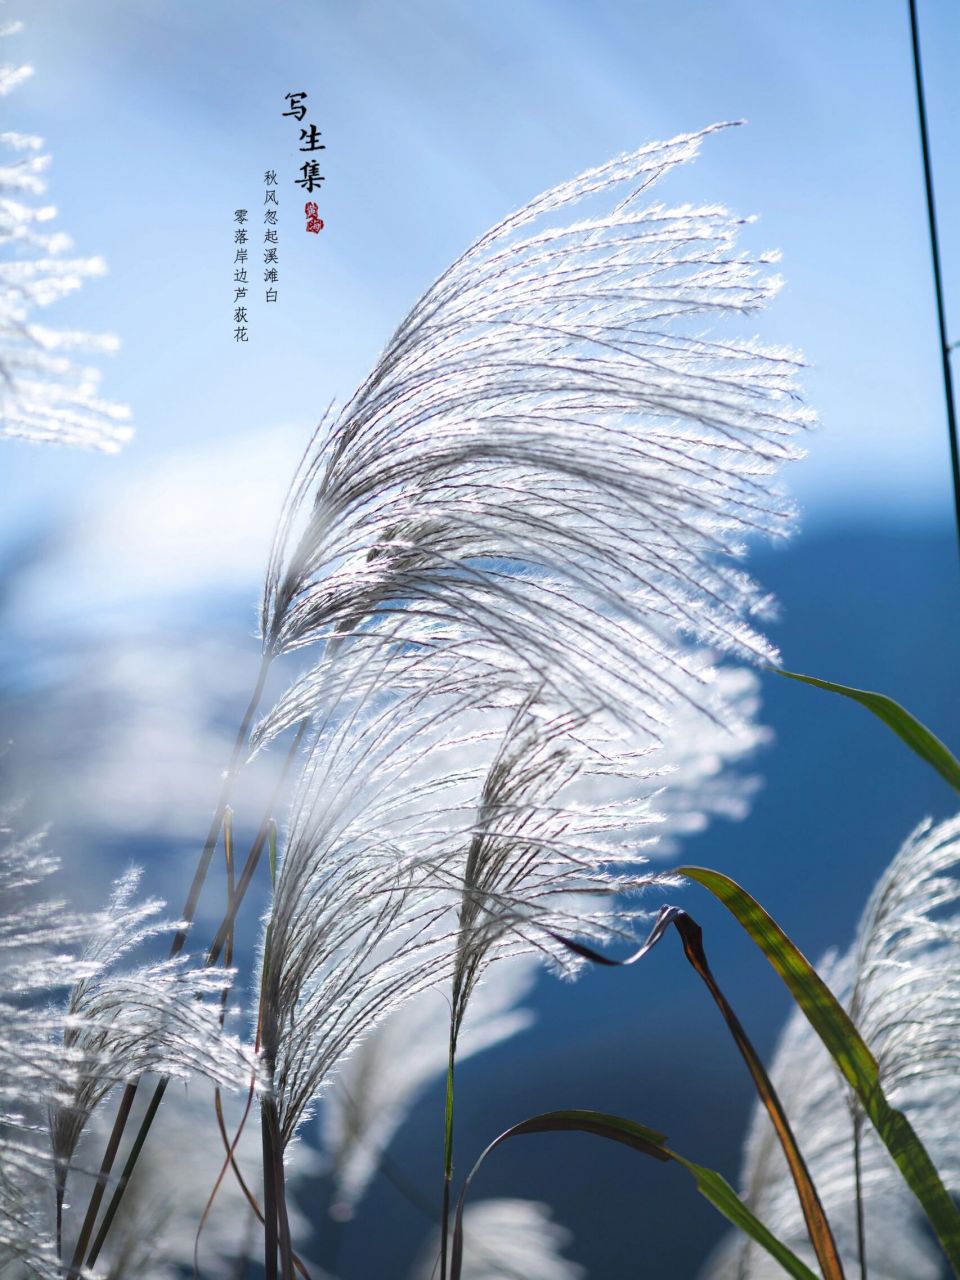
321, 954, 538, 1219
702, 814, 960, 1280
0, 26, 131, 450
446, 697, 658, 1027
257, 659, 637, 1150
257, 674, 484, 1153
261, 124, 808, 731
49, 868, 253, 1190
0, 815, 86, 1280
411, 1198, 585, 1280
0, 810, 253, 1277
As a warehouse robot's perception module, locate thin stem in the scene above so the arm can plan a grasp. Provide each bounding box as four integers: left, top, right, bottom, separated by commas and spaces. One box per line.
207, 719, 309, 967
72, 657, 271, 1268
273, 1104, 296, 1280
172, 653, 272, 959
328, 1146, 541, 1280
219, 808, 237, 1025
55, 1185, 63, 1264
262, 1101, 279, 1280
908, 0, 960, 558
85, 1079, 168, 1268
67, 1078, 137, 1275
439, 1018, 457, 1280
853, 1109, 868, 1280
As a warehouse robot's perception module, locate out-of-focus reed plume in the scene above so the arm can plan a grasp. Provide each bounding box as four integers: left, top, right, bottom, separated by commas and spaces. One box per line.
0, 20, 131, 451
411, 1198, 585, 1280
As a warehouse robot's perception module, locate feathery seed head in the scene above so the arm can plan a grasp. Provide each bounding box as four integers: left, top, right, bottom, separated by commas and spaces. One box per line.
262, 126, 809, 731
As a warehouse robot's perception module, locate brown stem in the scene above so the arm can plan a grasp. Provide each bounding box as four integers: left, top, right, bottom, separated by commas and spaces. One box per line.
207, 719, 309, 967
439, 1017, 458, 1280
67, 1079, 137, 1274
261, 1101, 279, 1280
55, 1185, 64, 1264
273, 1105, 296, 1280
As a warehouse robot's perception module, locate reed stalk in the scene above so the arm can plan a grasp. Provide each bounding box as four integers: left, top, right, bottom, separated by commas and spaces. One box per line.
908, 0, 960, 557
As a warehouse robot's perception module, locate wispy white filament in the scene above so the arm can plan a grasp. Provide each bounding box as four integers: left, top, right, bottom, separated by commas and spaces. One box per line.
703, 814, 960, 1279
257, 674, 486, 1150
253, 130, 805, 1152
257, 647, 761, 1156
0, 816, 87, 1279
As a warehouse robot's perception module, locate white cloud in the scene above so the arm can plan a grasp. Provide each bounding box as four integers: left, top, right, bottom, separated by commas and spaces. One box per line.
15, 422, 308, 628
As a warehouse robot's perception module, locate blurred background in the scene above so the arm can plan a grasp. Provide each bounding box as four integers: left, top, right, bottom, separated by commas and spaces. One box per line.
2, 2, 959, 1276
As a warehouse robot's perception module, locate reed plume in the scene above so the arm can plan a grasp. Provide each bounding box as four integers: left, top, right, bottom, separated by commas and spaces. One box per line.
49, 868, 252, 1209
260, 123, 809, 726
0, 815, 88, 1279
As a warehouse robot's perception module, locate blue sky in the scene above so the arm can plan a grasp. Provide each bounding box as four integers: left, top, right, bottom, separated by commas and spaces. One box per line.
4, 15, 960, 1272
2, 0, 959, 601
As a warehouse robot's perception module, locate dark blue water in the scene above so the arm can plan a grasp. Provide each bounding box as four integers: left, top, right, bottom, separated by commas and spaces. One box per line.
322, 523, 960, 1280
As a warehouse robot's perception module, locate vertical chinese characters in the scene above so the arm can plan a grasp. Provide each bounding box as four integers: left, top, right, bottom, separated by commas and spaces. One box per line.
233, 209, 249, 342
264, 171, 279, 303
230, 94, 321, 337
283, 91, 326, 234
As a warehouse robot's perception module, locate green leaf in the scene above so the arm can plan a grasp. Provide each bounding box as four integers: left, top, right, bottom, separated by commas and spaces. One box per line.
450, 1110, 819, 1280
679, 864, 960, 1273
776, 668, 960, 793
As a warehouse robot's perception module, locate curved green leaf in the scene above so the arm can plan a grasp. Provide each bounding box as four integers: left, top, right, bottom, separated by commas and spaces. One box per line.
776, 668, 960, 793
679, 864, 960, 1273
450, 1110, 819, 1280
